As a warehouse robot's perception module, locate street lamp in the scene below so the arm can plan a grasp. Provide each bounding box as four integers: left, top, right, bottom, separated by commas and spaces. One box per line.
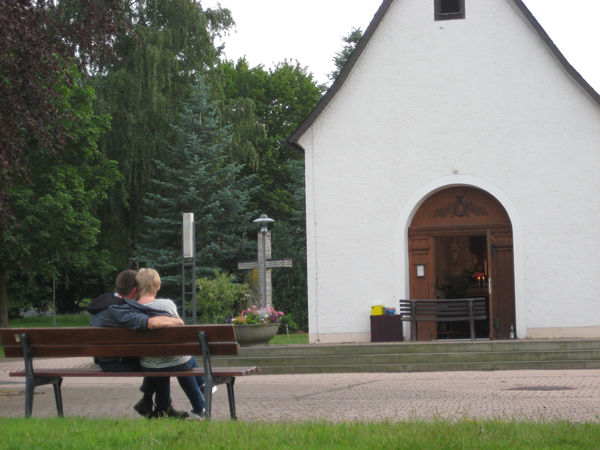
253, 214, 274, 232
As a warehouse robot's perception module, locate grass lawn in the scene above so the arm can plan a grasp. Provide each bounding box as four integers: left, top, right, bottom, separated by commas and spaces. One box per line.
269, 332, 308, 345
2, 418, 599, 449
8, 313, 91, 328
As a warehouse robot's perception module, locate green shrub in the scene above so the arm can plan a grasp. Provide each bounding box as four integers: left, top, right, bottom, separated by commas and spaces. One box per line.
278, 313, 298, 334
195, 272, 249, 324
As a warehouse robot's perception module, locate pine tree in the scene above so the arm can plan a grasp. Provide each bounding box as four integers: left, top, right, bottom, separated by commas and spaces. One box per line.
136, 79, 257, 301
329, 28, 363, 82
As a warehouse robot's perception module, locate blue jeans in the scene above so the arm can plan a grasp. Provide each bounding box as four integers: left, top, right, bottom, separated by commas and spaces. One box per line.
143, 357, 205, 414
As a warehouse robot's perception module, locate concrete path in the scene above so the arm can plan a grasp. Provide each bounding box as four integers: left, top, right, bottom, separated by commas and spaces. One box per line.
1, 357, 599, 422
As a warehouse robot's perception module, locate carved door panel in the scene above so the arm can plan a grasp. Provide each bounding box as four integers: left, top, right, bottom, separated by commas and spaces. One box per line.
490, 231, 515, 339
408, 236, 437, 340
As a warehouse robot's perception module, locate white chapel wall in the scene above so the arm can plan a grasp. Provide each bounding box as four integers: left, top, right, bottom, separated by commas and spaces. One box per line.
301, 0, 600, 343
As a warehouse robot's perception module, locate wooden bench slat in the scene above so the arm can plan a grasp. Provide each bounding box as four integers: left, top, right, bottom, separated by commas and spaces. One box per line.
403, 309, 487, 315
9, 367, 258, 378
0, 326, 240, 358
3, 325, 236, 346
2, 341, 239, 358
407, 316, 487, 322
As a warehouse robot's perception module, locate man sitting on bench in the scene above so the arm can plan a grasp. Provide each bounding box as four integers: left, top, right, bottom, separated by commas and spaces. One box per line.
87, 270, 187, 418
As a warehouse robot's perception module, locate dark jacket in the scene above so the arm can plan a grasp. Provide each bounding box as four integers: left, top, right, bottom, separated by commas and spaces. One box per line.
88, 299, 173, 370
89, 299, 173, 330
87, 292, 125, 315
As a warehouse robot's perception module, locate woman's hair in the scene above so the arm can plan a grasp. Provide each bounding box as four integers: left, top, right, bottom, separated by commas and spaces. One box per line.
136, 268, 161, 297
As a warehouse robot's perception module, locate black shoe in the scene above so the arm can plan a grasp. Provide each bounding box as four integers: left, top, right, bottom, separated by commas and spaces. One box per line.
153, 406, 189, 419
167, 406, 188, 419
134, 397, 153, 417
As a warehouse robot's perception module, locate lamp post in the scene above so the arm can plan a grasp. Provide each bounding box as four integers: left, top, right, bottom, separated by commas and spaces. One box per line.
253, 214, 274, 308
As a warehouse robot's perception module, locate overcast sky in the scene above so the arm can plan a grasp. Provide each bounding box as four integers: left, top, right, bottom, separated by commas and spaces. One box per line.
201, 0, 600, 92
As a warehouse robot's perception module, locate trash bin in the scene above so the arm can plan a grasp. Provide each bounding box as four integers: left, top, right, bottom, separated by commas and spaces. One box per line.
370, 315, 403, 342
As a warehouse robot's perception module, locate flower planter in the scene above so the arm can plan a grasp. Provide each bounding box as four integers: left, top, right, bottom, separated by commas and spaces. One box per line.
233, 323, 279, 346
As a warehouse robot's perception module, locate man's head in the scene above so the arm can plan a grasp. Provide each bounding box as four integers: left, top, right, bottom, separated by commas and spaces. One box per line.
136, 268, 161, 297
115, 269, 138, 299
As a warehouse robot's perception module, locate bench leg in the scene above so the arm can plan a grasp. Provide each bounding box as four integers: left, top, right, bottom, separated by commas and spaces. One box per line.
52, 378, 64, 417
204, 378, 214, 420
469, 317, 476, 340
24, 376, 63, 417
469, 301, 475, 340
226, 378, 237, 420
25, 377, 34, 418
203, 377, 237, 420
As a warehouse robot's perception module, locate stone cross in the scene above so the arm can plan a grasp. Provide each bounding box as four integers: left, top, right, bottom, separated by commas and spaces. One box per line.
237, 215, 292, 308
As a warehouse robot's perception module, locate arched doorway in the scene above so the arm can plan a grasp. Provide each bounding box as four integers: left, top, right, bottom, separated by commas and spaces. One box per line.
408, 186, 515, 340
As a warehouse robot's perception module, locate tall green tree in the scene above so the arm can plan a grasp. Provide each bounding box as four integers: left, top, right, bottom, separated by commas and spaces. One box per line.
0, 68, 118, 325
329, 28, 363, 82
94, 0, 233, 269
218, 58, 323, 329
136, 79, 257, 303
219, 58, 323, 218
269, 158, 308, 328
0, 0, 124, 220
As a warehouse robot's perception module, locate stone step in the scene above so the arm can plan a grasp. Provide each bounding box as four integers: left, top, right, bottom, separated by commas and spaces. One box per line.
220, 349, 600, 366
231, 360, 600, 375
237, 340, 600, 356
212, 340, 600, 374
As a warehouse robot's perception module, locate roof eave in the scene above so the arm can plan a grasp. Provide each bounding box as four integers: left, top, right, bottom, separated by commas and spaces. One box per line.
287, 0, 394, 145
511, 0, 600, 105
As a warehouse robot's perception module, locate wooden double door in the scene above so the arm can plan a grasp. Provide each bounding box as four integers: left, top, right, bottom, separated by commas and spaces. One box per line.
408, 187, 515, 340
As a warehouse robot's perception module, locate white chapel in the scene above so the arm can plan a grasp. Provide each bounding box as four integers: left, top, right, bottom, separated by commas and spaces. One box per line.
287, 0, 600, 343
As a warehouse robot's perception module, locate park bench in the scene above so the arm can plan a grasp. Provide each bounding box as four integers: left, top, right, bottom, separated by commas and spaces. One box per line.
0, 324, 257, 419
398, 298, 487, 341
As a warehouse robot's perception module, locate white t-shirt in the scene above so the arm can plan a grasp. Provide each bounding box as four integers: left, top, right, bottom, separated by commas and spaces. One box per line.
139, 298, 191, 369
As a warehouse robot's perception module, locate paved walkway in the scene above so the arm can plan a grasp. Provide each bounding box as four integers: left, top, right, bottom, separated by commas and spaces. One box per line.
1, 357, 599, 422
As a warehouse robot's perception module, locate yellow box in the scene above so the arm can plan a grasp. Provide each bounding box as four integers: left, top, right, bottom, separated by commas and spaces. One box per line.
371, 305, 384, 316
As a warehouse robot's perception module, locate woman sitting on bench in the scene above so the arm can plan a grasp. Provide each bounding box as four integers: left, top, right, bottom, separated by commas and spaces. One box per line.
136, 268, 213, 419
